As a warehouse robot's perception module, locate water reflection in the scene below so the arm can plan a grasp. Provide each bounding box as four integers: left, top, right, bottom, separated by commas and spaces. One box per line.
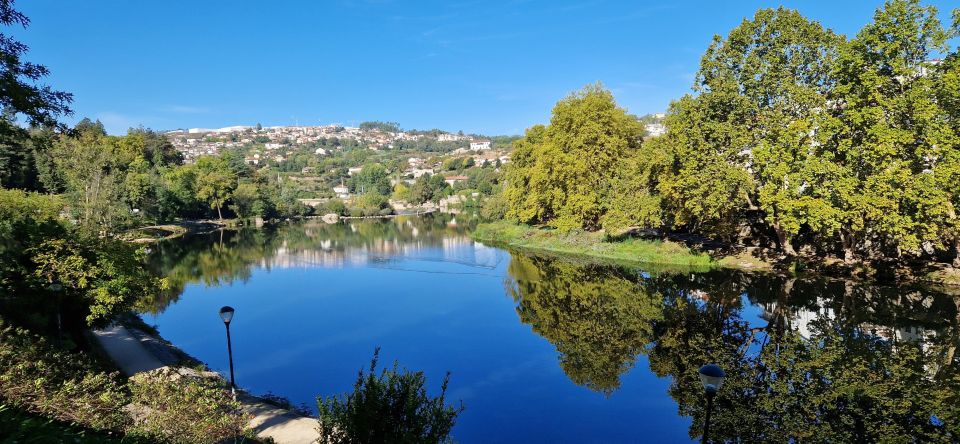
507, 254, 960, 441
142, 214, 479, 313
146, 218, 960, 442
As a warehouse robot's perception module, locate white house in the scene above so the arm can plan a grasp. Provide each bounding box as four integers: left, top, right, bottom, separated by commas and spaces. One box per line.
470, 141, 491, 151
644, 123, 667, 137
333, 183, 350, 199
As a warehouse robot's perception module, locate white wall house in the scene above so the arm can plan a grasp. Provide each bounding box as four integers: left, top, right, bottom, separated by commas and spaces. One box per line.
470, 141, 491, 151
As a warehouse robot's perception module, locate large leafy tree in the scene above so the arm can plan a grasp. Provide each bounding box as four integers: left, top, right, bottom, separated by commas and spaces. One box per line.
829, 0, 958, 261
504, 83, 645, 231
0, 0, 72, 190
192, 156, 237, 221
654, 8, 843, 249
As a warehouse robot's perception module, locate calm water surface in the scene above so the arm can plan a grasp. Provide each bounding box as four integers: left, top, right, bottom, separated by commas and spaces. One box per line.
142, 215, 960, 443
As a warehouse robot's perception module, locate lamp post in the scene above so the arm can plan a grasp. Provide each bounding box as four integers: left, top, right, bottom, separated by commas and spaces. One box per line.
698, 364, 726, 444
47, 281, 63, 342
219, 306, 236, 398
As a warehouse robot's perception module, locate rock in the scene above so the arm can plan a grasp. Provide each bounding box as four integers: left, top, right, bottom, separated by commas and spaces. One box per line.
321, 213, 339, 224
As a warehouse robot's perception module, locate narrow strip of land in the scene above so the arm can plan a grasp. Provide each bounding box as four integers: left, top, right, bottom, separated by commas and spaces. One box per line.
93, 324, 319, 444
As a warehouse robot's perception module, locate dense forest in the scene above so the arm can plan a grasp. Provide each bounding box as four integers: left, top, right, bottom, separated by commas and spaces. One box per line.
504, 1, 960, 268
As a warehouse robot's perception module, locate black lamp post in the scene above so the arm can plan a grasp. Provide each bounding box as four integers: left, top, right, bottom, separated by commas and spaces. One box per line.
47, 281, 64, 342
219, 306, 236, 397
698, 364, 726, 444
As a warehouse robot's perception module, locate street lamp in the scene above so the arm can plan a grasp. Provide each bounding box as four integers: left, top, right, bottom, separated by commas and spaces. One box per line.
698, 364, 726, 444
219, 306, 236, 398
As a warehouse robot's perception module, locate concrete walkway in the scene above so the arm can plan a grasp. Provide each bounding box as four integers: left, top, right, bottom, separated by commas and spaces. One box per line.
92, 324, 165, 376
93, 324, 319, 443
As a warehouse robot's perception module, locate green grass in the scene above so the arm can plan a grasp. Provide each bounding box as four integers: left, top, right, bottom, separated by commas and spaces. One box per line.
471, 221, 720, 269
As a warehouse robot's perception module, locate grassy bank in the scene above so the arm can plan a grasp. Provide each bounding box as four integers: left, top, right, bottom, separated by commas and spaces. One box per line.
472, 221, 759, 270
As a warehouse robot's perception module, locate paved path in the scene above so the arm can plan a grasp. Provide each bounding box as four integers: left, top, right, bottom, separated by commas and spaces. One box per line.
92, 324, 165, 376
93, 324, 319, 443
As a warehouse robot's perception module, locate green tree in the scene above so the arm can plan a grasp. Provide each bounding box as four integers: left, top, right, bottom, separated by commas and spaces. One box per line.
0, 0, 72, 190
825, 0, 959, 261
504, 84, 645, 231
672, 7, 843, 252
193, 156, 237, 221
229, 182, 260, 219
348, 163, 391, 196
51, 122, 129, 230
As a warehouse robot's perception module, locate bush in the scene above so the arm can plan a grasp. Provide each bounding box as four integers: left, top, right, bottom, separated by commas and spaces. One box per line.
0, 322, 130, 431
0, 404, 136, 444
326, 199, 348, 216
480, 194, 509, 221
317, 348, 463, 444
128, 368, 250, 444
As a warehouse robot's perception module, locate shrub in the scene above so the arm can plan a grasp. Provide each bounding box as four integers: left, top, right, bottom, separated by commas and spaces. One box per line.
128, 368, 250, 444
480, 194, 509, 221
0, 404, 136, 444
317, 348, 463, 444
326, 199, 348, 216
0, 322, 130, 431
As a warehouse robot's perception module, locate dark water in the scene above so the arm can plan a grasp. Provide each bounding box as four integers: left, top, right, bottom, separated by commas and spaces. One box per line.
141, 215, 960, 443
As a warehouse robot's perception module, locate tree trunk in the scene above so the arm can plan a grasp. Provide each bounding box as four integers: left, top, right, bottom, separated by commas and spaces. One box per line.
841, 229, 856, 263
773, 222, 796, 256
217, 204, 223, 221
953, 238, 960, 268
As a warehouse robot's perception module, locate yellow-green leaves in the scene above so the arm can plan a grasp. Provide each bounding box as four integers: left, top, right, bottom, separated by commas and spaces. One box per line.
504, 84, 644, 232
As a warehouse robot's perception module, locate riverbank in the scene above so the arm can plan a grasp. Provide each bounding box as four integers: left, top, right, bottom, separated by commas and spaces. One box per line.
93, 315, 319, 444
472, 222, 960, 288
122, 220, 227, 243
471, 221, 772, 271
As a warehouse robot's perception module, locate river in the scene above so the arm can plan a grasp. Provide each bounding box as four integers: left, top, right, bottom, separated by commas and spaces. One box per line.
140, 214, 960, 443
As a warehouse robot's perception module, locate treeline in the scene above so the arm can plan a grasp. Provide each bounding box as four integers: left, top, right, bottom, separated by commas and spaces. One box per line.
505, 0, 960, 265
3, 117, 317, 231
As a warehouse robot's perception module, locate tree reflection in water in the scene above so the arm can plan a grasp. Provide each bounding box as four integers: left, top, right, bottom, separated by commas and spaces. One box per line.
506, 254, 960, 442
143, 217, 960, 441
139, 214, 475, 314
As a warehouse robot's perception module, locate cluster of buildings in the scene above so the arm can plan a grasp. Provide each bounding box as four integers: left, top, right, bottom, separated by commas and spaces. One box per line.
165, 124, 487, 162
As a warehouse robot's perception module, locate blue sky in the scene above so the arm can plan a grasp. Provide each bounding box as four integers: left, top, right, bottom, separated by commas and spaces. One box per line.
12, 0, 959, 135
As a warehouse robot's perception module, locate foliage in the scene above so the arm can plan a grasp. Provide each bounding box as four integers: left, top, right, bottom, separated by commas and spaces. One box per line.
0, 322, 130, 431
0, 0, 73, 189
0, 189, 166, 333
348, 163, 391, 196
507, 255, 661, 393
191, 156, 237, 220
28, 236, 167, 327
391, 183, 411, 202
479, 194, 509, 221
827, 0, 959, 260
410, 174, 450, 204
654, 7, 842, 246
317, 348, 463, 444
128, 368, 249, 444
503, 83, 645, 231
358, 121, 401, 133
51, 122, 182, 229
505, 255, 960, 441
0, 404, 139, 444
353, 192, 393, 217
500, 1, 960, 267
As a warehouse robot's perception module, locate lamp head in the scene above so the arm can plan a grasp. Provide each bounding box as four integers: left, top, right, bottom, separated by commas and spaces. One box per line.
219, 306, 235, 324
698, 364, 726, 394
